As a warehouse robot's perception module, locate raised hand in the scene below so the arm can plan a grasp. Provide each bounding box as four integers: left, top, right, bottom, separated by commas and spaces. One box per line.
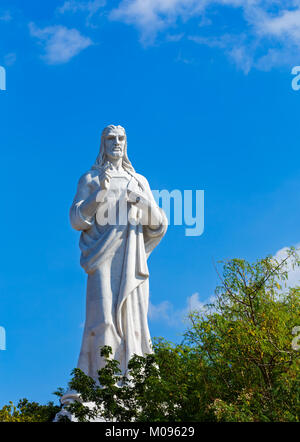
99, 162, 112, 191
95, 163, 113, 203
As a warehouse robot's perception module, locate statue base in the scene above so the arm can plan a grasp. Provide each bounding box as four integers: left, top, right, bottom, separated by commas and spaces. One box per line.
53, 390, 108, 422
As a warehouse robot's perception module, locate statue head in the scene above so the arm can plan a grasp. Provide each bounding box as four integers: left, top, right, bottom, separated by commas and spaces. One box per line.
92, 125, 135, 173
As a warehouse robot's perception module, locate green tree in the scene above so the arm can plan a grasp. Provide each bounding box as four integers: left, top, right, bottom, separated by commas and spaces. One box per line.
185, 250, 300, 421
0, 399, 60, 422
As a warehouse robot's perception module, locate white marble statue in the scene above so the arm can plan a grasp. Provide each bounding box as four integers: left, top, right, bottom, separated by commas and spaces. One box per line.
70, 124, 167, 381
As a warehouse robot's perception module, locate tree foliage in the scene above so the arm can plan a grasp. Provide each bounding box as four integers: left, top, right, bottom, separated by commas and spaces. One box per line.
0, 399, 60, 422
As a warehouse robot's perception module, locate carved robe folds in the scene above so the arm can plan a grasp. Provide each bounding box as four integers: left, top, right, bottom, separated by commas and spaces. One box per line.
70, 169, 167, 379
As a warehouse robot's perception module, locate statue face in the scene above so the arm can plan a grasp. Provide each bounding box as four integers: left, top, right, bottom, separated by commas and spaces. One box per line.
104, 128, 126, 161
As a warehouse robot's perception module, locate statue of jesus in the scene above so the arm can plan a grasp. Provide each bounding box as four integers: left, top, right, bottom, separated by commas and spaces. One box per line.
70, 124, 167, 381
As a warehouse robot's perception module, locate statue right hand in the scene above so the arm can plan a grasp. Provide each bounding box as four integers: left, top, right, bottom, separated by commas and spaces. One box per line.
99, 163, 112, 191
96, 164, 112, 203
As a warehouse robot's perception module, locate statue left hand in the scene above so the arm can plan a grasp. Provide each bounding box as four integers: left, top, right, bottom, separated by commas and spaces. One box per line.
127, 190, 150, 208
127, 190, 162, 227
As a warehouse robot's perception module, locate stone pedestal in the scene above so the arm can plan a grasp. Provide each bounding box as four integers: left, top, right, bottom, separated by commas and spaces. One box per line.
53, 390, 107, 422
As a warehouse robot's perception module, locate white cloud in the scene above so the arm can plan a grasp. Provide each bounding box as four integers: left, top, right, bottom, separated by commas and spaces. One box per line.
149, 292, 214, 327
228, 45, 254, 74
257, 8, 300, 41
110, 0, 206, 42
273, 244, 300, 290
58, 0, 106, 15
110, 0, 300, 71
187, 292, 209, 311
29, 23, 93, 64
149, 300, 174, 323
24, 1, 300, 71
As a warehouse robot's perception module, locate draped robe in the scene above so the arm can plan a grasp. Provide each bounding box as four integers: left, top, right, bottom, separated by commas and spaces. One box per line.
70, 168, 167, 380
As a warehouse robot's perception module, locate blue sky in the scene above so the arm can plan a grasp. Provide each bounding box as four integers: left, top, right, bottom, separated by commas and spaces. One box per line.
1, 0, 300, 406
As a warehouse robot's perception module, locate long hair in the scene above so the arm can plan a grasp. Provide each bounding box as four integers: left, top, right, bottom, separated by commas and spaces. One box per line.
92, 125, 135, 173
